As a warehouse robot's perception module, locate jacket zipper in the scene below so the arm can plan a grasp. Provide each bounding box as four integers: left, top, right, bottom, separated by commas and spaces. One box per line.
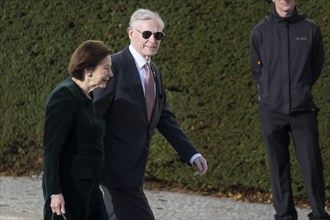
286, 22, 291, 114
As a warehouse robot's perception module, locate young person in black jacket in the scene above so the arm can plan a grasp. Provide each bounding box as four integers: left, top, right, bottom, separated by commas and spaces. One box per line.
249, 1, 329, 220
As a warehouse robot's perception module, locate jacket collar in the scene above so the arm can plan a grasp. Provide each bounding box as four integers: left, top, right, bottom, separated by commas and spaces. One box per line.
267, 6, 305, 23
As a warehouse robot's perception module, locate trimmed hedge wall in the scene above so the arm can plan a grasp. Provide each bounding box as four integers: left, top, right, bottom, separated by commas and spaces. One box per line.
1, 0, 329, 200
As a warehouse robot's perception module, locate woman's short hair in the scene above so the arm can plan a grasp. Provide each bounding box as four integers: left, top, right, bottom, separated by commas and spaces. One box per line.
68, 40, 112, 80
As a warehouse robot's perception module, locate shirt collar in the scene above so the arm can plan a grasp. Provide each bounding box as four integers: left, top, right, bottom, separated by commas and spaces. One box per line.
129, 44, 150, 69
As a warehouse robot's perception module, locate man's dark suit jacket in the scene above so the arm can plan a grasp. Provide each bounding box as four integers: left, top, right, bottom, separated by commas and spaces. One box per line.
93, 47, 199, 188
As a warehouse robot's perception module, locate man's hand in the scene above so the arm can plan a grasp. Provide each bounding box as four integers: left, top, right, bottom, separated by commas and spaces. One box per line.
50, 194, 65, 215
193, 156, 208, 176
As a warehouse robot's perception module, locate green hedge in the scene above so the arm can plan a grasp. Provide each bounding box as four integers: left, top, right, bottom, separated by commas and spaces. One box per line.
1, 0, 329, 200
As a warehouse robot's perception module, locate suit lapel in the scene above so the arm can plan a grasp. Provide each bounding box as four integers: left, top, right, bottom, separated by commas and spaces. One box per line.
122, 48, 149, 121
150, 62, 163, 100
149, 62, 163, 126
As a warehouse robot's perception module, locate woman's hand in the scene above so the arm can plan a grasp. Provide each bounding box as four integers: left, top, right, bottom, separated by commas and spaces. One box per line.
50, 194, 65, 215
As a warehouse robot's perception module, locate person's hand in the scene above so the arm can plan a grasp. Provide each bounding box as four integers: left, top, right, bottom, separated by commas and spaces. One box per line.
50, 194, 65, 215
193, 156, 208, 176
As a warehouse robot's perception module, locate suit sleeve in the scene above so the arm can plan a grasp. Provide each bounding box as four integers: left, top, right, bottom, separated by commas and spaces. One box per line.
42, 87, 76, 199
157, 94, 199, 164
311, 26, 324, 86
249, 29, 262, 85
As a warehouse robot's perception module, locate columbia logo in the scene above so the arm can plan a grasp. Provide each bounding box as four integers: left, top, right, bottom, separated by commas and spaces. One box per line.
296, 37, 307, 40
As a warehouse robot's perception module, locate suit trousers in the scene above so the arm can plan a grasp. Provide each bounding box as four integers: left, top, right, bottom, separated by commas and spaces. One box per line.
43, 179, 108, 220
101, 183, 155, 220
258, 103, 329, 220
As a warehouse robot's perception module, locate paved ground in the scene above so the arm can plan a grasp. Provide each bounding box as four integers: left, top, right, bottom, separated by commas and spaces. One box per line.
0, 176, 314, 220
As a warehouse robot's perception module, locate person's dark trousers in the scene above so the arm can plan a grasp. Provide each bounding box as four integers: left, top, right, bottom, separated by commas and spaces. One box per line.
258, 103, 330, 220
101, 182, 155, 220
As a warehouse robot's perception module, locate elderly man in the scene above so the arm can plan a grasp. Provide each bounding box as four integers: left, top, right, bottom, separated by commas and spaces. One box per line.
94, 8, 208, 220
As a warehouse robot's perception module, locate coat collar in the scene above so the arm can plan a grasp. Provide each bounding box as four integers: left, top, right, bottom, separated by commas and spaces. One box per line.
267, 6, 305, 23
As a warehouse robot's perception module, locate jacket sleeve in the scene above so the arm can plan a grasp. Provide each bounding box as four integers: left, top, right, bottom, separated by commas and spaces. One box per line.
249, 29, 262, 85
311, 26, 324, 86
42, 87, 76, 199
157, 95, 199, 164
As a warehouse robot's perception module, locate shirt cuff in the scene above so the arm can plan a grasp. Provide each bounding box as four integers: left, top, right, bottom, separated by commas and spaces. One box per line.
189, 153, 202, 165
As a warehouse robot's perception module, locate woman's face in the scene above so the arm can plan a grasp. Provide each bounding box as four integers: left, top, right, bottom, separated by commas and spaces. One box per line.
89, 55, 113, 89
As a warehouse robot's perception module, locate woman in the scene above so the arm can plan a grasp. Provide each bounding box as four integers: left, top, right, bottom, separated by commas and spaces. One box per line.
42, 40, 113, 220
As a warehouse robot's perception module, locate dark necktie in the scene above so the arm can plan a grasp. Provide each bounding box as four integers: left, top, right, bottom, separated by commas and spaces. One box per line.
144, 63, 155, 122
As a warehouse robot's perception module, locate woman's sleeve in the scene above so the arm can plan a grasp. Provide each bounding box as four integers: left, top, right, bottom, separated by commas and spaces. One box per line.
42, 87, 77, 199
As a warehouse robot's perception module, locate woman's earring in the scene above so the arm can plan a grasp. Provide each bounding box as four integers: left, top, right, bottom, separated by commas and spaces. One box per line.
87, 72, 92, 77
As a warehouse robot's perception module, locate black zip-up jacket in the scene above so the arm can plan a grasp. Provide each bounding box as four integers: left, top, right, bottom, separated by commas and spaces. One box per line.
249, 8, 324, 114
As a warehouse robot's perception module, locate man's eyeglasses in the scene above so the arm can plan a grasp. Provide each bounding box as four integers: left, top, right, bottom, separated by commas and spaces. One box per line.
133, 28, 165, 41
